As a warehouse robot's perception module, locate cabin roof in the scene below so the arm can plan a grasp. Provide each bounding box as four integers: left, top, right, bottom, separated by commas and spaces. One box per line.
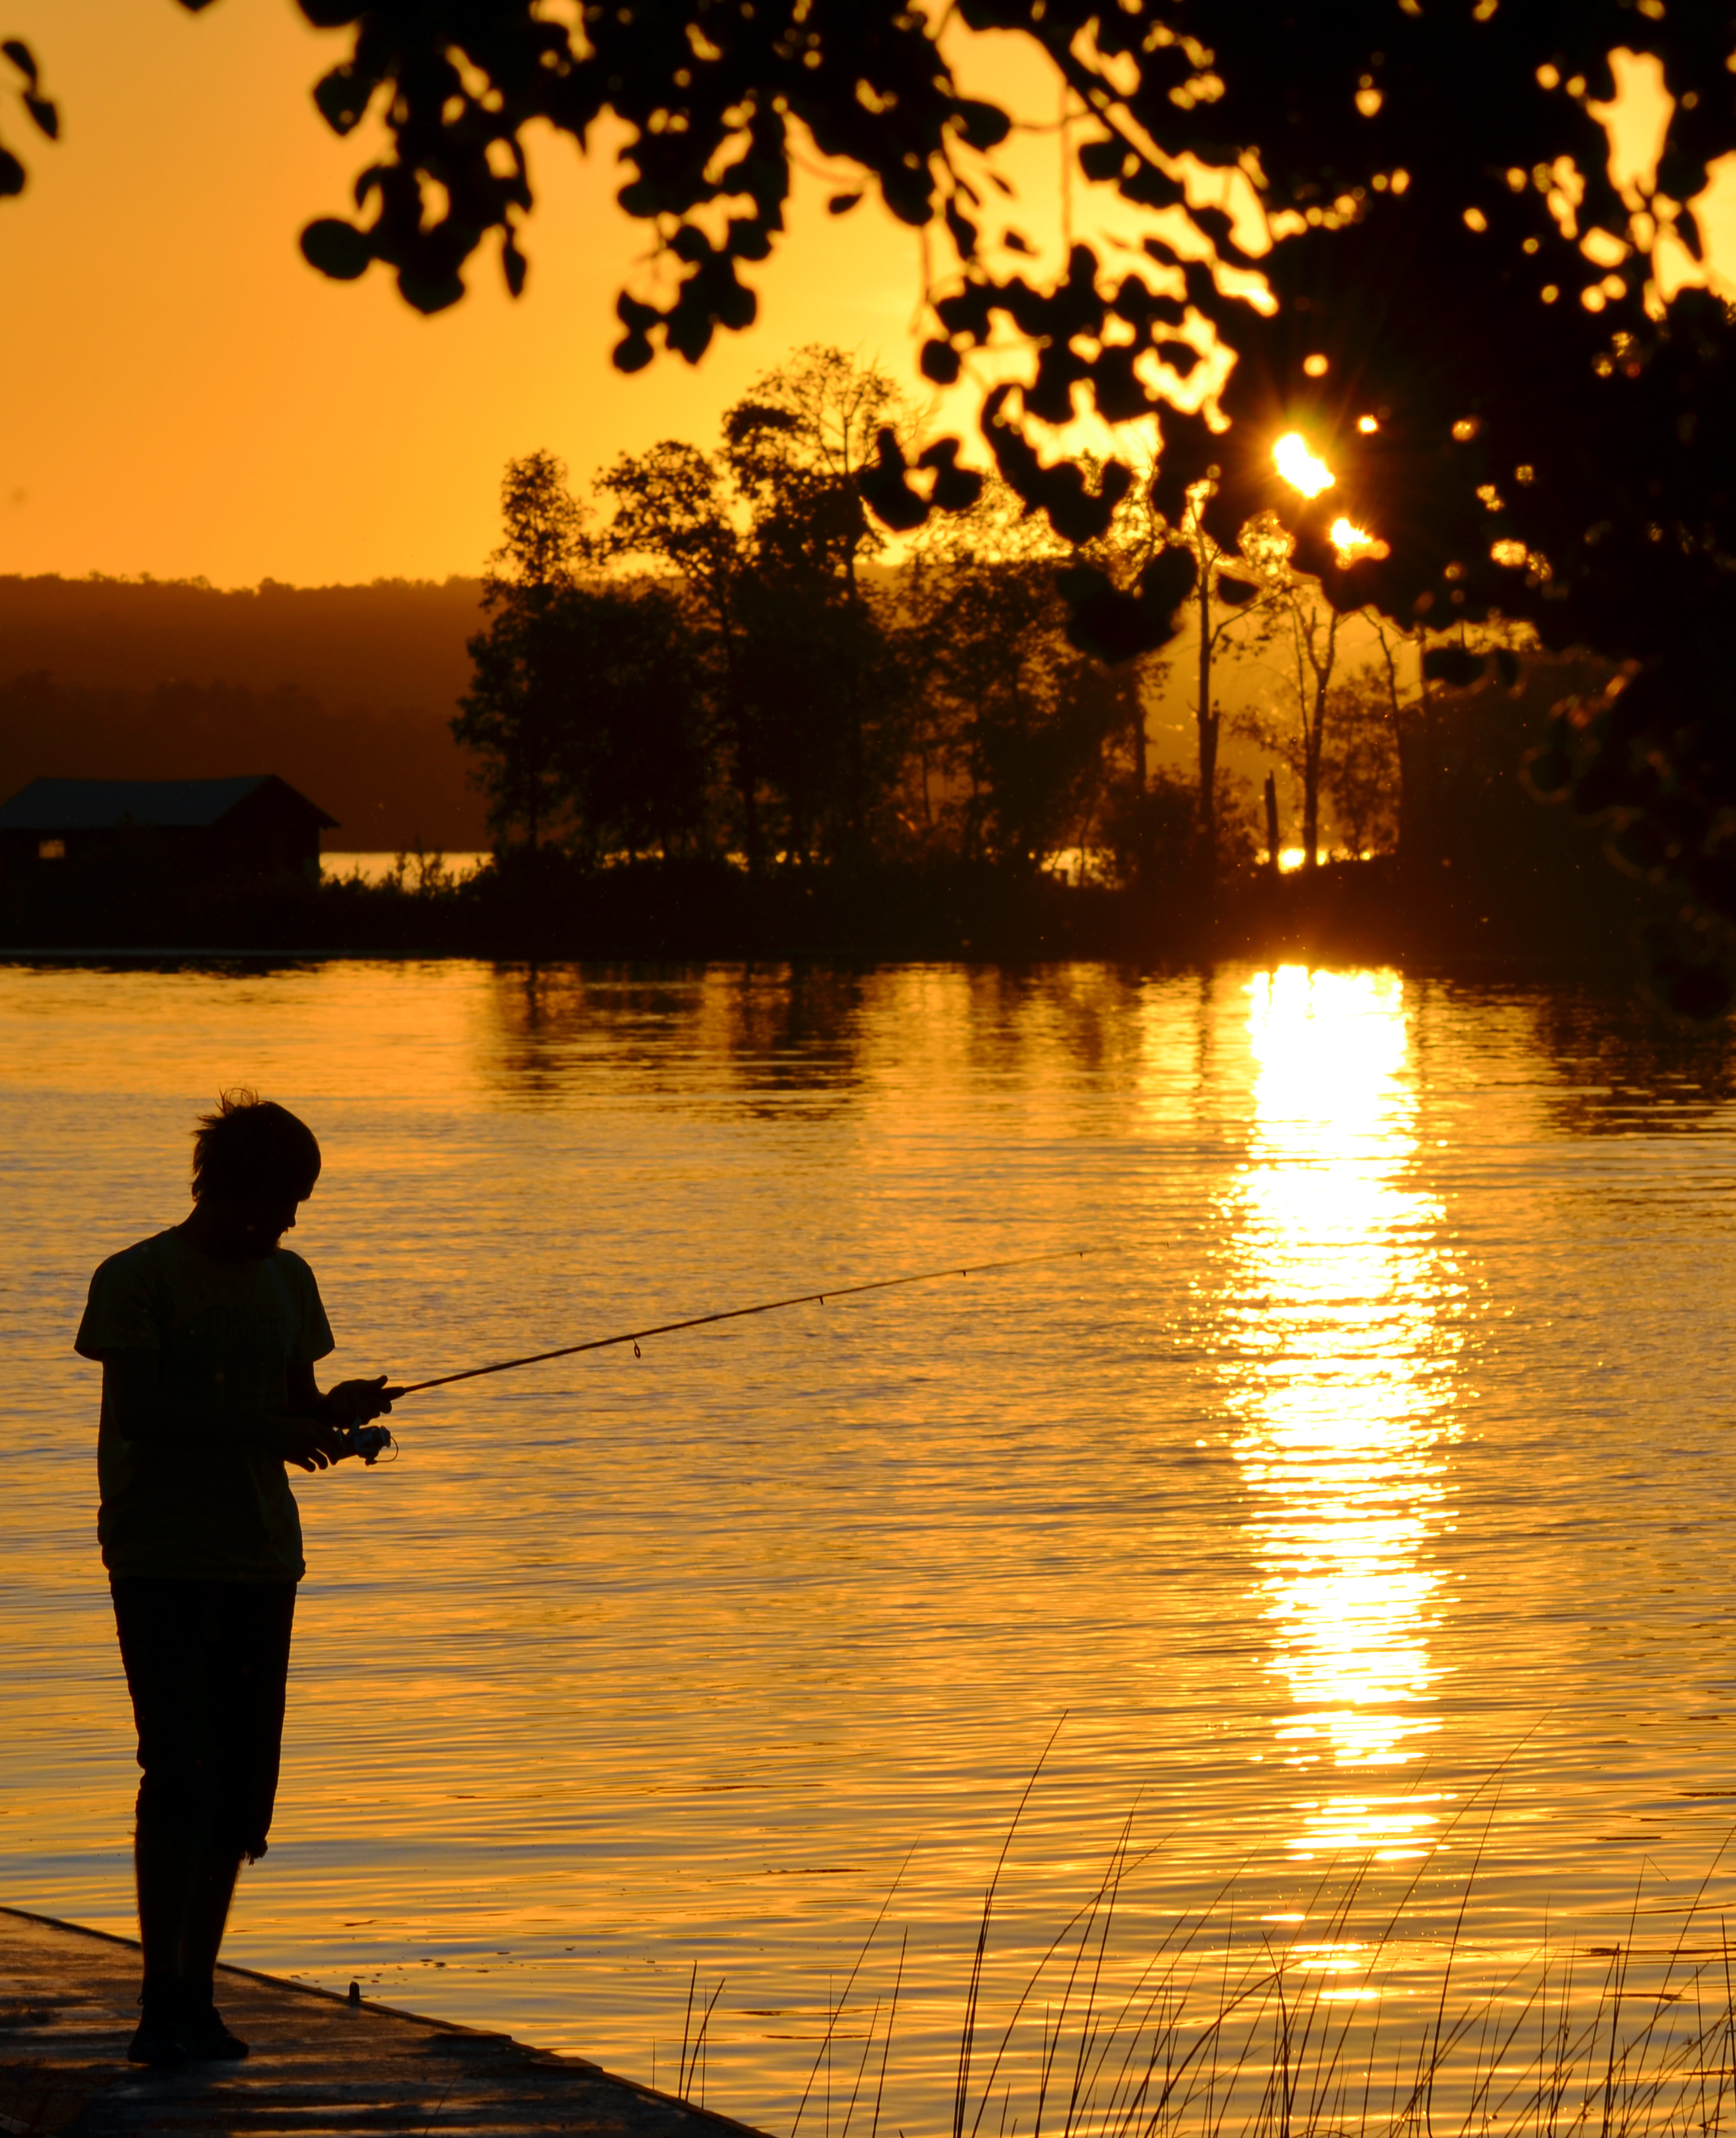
0, 776, 338, 833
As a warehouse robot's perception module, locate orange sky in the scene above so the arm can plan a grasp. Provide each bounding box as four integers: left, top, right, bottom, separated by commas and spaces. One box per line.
2, 4, 1732, 590
0, 0, 953, 586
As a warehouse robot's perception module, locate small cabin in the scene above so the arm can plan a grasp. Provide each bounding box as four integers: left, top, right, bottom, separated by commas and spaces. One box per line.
0, 776, 338, 884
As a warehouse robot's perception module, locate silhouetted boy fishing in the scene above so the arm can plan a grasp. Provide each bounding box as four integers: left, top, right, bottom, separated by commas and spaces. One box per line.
75, 1091, 399, 2069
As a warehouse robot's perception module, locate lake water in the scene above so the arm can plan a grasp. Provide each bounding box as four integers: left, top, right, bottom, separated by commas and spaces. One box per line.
5, 958, 1736, 2134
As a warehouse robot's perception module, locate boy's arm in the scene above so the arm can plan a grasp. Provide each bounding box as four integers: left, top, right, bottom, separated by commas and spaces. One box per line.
105, 1349, 351, 1472
286, 1360, 399, 1430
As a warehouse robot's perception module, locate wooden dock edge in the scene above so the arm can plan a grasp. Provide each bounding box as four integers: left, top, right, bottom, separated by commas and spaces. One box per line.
0, 1904, 770, 2138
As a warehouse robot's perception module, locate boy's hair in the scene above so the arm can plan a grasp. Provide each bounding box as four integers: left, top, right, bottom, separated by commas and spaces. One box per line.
191, 1089, 322, 1203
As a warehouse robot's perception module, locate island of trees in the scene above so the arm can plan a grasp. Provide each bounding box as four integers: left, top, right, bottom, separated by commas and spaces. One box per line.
6, 3, 1733, 994
0, 345, 1649, 970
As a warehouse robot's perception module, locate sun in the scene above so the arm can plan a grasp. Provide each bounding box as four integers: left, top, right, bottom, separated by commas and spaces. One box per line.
1274, 432, 1334, 498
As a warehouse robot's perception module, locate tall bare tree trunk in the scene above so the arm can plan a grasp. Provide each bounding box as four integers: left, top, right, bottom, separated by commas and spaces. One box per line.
1303, 664, 1329, 870
1196, 559, 1220, 874
1290, 599, 1339, 871
1131, 679, 1150, 794
1370, 612, 1431, 865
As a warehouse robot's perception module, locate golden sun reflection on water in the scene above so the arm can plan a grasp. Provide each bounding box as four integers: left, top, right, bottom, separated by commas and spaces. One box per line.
1224, 969, 1462, 1861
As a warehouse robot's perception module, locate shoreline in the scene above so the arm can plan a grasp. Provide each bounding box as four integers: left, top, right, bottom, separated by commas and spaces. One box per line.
0, 1904, 764, 2138
0, 848, 1668, 977
0, 947, 1661, 987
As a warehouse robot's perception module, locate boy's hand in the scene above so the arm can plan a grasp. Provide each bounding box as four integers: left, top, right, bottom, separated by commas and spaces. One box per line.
265, 1417, 351, 1471
326, 1376, 400, 1426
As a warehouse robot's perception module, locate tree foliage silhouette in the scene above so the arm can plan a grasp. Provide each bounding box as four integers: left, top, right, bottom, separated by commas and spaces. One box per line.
595, 347, 918, 868
1168, 502, 1269, 873
461, 358, 1179, 886
453, 450, 588, 857
15, 2, 1736, 992
906, 479, 1155, 872
552, 582, 711, 865
1321, 671, 1403, 867
0, 37, 55, 198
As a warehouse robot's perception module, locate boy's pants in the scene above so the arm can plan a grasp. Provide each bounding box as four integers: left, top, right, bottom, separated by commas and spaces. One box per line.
111, 1575, 297, 1863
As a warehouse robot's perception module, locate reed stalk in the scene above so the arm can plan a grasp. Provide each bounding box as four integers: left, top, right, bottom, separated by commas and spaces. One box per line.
780, 1798, 1736, 2138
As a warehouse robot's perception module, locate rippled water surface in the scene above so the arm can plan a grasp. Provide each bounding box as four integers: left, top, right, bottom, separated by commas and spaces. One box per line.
5, 958, 1736, 2130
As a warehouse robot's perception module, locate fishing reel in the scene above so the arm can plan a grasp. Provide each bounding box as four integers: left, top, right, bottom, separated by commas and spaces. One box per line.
337, 1420, 396, 1465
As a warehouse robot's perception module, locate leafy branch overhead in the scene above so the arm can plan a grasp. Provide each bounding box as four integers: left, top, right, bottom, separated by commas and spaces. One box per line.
287, 0, 1011, 326
0, 38, 56, 198
269, 5, 1731, 616
286, 32, 1718, 528
16, 0, 1736, 997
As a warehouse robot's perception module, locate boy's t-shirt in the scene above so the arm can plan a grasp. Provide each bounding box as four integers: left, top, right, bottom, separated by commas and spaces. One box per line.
75, 1228, 335, 1583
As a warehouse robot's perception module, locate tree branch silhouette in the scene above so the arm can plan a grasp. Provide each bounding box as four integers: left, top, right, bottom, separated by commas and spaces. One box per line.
12, 3, 1736, 995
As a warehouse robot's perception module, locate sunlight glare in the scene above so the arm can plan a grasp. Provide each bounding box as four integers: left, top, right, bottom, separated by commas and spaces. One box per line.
1274, 432, 1335, 498
1222, 969, 1462, 1864
1329, 517, 1391, 565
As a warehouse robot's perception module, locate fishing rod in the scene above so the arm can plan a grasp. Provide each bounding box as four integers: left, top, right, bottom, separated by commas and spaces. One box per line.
404, 1243, 1112, 1395
339, 1244, 1112, 1459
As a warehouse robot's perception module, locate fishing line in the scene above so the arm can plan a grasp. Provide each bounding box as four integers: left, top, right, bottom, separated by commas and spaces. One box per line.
392, 1244, 1116, 1401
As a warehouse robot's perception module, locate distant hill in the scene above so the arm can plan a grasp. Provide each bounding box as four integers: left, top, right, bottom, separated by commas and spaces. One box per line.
0, 574, 490, 851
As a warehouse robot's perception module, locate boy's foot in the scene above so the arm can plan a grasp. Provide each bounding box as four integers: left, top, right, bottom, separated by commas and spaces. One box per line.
177, 1996, 249, 2061
126, 2009, 187, 2069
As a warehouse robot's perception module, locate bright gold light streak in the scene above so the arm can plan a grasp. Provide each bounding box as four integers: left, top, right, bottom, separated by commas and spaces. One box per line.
1274, 432, 1335, 497
1222, 969, 1463, 1865
1329, 516, 1391, 564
